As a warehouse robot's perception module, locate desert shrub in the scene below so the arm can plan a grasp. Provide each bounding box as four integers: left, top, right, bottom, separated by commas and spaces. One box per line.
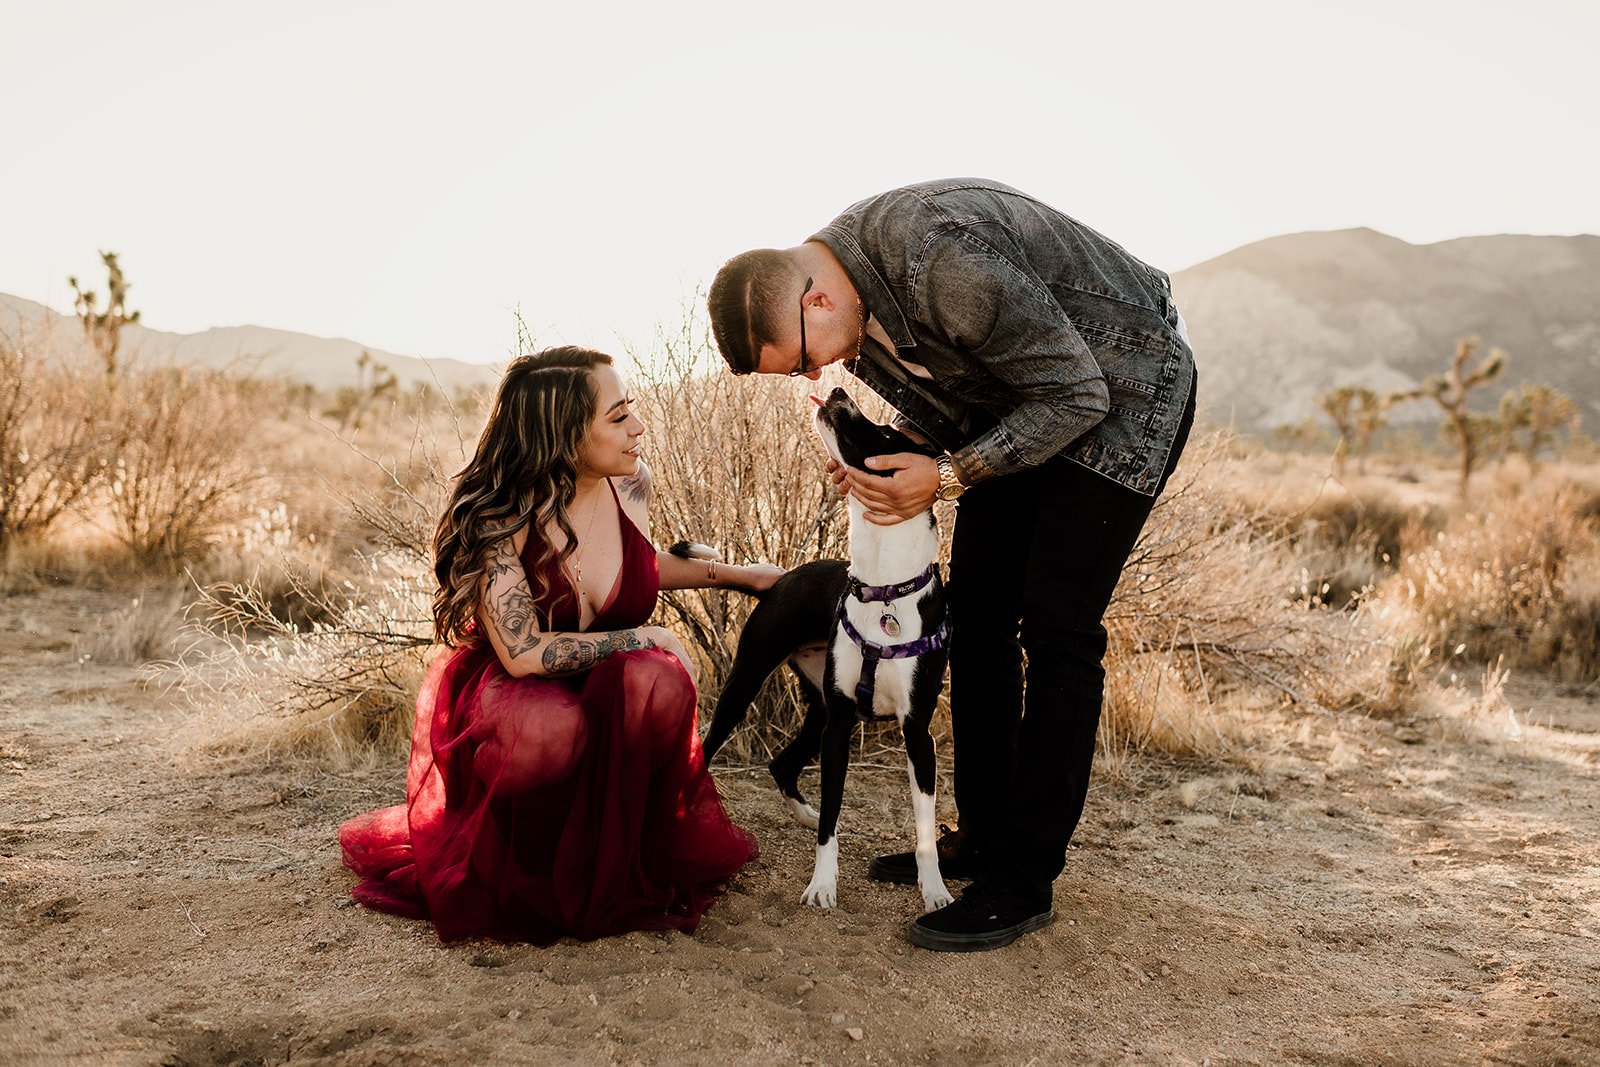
174, 547, 433, 762
197, 503, 348, 631
173, 309, 1502, 769
169, 400, 471, 763
1386, 481, 1600, 682
628, 313, 853, 762
72, 584, 187, 665
103, 367, 267, 568
1098, 433, 1395, 764
0, 337, 110, 553
1285, 482, 1442, 608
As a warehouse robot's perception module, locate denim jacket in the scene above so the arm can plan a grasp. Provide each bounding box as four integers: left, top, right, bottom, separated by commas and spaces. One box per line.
812, 178, 1195, 496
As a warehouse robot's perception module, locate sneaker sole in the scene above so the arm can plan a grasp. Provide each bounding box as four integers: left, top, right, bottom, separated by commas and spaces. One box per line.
905, 909, 1055, 952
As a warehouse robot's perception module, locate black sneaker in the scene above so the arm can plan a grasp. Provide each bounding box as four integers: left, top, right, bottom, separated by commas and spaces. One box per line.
906, 879, 1054, 952
867, 824, 985, 886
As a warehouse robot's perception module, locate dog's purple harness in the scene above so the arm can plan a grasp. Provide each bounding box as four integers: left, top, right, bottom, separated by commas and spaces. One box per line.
836, 563, 951, 722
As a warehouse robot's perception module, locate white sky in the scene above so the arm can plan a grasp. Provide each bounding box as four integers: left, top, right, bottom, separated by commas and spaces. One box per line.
4, 0, 1595, 365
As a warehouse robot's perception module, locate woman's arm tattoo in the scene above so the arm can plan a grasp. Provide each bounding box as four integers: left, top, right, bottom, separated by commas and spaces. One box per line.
484, 533, 542, 658
541, 630, 650, 675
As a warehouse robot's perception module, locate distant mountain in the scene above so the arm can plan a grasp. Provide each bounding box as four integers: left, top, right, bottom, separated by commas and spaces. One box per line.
10, 228, 1597, 430
0, 293, 500, 395
1171, 229, 1600, 430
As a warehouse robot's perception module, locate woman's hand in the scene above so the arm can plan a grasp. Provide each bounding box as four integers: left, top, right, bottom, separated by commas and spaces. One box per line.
732, 562, 786, 594
639, 624, 697, 684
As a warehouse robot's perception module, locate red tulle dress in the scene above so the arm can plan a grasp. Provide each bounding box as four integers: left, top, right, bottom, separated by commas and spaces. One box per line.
338, 486, 757, 943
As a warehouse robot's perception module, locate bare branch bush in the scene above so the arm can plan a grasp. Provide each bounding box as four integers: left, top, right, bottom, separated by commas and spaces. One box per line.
103, 367, 270, 568
171, 547, 437, 763
0, 334, 111, 563
627, 304, 857, 763
1098, 432, 1394, 768
165, 400, 475, 764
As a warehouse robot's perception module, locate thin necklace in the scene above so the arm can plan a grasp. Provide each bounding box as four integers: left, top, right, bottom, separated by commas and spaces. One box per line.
567, 487, 606, 592
849, 297, 867, 363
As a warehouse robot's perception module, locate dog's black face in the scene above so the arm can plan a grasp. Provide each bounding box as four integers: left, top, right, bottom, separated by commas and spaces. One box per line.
812, 388, 937, 477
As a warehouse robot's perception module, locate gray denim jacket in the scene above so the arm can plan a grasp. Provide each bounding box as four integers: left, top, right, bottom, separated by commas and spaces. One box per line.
812, 178, 1195, 496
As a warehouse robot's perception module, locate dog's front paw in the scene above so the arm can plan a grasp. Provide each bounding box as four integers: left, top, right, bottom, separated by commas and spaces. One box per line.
801, 880, 838, 909
785, 797, 821, 830
921, 881, 954, 914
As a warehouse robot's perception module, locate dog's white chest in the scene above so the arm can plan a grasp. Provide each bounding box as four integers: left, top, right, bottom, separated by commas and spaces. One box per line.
829, 596, 924, 722
827, 498, 943, 722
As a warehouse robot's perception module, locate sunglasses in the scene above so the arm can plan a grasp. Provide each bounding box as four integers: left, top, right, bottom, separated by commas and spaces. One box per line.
788, 276, 815, 377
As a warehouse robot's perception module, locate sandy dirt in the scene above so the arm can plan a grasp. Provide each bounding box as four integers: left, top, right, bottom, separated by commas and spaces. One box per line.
3, 585, 1599, 1066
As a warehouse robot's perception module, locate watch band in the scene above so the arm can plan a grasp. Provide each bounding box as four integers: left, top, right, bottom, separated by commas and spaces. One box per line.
936, 454, 967, 501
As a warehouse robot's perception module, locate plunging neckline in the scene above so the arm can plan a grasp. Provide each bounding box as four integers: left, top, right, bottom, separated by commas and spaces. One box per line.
519, 477, 656, 637
564, 479, 632, 629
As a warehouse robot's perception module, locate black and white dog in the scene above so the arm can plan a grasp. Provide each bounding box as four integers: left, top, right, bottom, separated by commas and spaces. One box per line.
696, 388, 953, 913
698, 557, 843, 830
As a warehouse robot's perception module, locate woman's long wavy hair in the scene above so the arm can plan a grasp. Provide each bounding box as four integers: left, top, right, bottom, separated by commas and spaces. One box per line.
431, 346, 613, 646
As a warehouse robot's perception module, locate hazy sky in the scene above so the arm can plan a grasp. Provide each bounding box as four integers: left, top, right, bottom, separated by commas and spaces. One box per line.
5, 0, 1595, 365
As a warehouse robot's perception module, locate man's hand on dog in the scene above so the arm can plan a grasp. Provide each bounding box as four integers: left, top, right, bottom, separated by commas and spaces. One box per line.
825, 453, 939, 525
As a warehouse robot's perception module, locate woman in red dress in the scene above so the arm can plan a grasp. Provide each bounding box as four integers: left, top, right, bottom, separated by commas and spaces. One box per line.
339, 347, 776, 943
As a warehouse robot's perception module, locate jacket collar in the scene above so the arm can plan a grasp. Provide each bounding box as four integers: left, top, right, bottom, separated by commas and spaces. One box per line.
807, 231, 917, 354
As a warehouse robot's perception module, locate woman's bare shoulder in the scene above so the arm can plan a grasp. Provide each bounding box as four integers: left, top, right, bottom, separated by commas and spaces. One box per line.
616, 461, 652, 507
614, 463, 652, 530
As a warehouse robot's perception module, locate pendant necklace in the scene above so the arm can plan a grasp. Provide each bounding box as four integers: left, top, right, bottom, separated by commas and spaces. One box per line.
567, 488, 605, 596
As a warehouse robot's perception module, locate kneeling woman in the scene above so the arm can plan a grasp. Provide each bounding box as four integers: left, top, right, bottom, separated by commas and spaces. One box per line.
340, 347, 778, 943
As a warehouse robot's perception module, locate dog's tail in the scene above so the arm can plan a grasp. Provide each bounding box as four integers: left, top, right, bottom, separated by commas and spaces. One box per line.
667, 540, 721, 563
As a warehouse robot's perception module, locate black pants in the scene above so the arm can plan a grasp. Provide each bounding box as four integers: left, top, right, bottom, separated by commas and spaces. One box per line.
947, 383, 1195, 892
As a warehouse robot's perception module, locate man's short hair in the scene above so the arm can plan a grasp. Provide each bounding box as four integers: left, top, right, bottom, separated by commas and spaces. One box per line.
707, 249, 800, 375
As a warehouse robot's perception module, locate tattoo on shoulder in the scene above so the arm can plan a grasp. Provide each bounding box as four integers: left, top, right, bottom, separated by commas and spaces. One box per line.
484, 528, 522, 580
541, 629, 650, 674
617, 463, 651, 505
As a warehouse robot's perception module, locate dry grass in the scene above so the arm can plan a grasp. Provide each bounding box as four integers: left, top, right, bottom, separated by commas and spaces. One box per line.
1378, 476, 1600, 683
1095, 435, 1394, 774
17, 305, 1595, 773
71, 583, 187, 665
160, 408, 470, 766
168, 551, 433, 764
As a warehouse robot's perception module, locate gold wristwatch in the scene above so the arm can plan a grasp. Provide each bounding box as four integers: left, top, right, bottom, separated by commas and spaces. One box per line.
935, 454, 967, 501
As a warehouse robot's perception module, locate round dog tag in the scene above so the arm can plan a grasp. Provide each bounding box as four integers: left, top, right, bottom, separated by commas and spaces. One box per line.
880, 613, 901, 638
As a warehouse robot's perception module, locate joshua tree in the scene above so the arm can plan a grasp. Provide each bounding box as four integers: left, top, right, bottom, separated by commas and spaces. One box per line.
68, 251, 141, 377
1389, 337, 1505, 495
337, 350, 400, 434
1317, 385, 1389, 476
1499, 383, 1580, 467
